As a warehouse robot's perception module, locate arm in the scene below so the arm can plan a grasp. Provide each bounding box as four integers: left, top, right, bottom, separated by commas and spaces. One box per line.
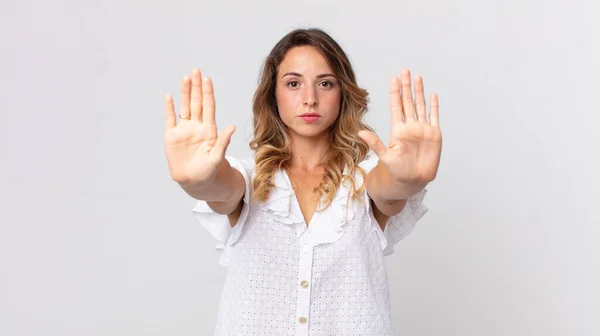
366, 163, 408, 216
179, 159, 245, 216
359, 69, 442, 230
164, 68, 244, 225
366, 162, 429, 215
366, 162, 428, 231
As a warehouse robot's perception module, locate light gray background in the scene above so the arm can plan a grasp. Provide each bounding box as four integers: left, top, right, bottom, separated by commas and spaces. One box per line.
1, 0, 598, 335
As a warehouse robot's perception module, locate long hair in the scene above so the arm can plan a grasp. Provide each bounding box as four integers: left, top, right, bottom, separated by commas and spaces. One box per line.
250, 27, 373, 211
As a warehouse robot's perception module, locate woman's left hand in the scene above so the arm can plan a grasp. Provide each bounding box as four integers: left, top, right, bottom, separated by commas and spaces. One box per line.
359, 68, 442, 185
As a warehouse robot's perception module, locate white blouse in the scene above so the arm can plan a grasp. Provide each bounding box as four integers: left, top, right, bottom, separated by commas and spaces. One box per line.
192, 150, 428, 335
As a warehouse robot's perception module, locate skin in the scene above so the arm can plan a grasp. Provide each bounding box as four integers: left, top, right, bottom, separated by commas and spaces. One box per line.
272, 46, 442, 230
358, 68, 442, 225
164, 46, 442, 231
274, 46, 342, 225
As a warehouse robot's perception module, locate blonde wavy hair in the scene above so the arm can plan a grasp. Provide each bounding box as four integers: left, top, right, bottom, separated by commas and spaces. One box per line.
249, 27, 374, 211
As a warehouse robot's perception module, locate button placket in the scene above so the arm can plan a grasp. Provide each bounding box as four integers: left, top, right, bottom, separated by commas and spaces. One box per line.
295, 233, 313, 335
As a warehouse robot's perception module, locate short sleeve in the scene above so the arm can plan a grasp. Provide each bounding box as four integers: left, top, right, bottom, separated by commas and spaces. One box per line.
359, 150, 429, 256
191, 156, 253, 266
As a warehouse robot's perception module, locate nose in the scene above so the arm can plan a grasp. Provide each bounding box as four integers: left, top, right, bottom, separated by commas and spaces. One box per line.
303, 86, 317, 107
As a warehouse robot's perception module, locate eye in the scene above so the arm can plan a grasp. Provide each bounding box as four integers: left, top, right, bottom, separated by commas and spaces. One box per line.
286, 80, 299, 88
320, 80, 334, 88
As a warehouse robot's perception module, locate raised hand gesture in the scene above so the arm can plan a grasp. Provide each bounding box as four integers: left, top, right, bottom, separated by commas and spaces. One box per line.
359, 69, 442, 185
164, 68, 236, 185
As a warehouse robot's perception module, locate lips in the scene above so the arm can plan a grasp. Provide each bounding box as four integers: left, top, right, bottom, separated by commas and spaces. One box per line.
300, 113, 320, 122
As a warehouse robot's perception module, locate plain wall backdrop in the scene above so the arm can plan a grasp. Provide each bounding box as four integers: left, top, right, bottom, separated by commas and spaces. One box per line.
1, 0, 599, 335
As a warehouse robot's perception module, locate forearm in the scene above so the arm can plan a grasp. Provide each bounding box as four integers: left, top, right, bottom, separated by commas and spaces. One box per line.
366, 162, 427, 216
179, 160, 246, 215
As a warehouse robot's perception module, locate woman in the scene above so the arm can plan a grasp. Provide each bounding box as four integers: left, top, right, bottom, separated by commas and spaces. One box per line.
164, 28, 442, 335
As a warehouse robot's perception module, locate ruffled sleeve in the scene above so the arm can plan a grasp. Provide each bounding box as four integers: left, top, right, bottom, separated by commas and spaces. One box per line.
359, 150, 429, 256
191, 156, 253, 266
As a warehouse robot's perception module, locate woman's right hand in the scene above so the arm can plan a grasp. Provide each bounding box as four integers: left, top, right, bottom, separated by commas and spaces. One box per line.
164, 68, 236, 185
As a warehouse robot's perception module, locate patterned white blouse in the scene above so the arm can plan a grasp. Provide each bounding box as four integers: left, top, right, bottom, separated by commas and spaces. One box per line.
192, 150, 428, 335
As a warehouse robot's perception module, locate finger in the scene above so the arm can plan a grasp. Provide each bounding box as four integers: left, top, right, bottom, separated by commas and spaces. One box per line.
389, 76, 403, 124
164, 94, 176, 131
429, 93, 440, 127
401, 69, 416, 121
211, 125, 236, 159
358, 130, 386, 158
414, 75, 427, 123
179, 76, 191, 120
202, 76, 216, 124
190, 68, 203, 122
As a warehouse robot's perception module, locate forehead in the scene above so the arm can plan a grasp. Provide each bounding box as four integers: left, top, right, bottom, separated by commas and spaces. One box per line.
278, 46, 333, 75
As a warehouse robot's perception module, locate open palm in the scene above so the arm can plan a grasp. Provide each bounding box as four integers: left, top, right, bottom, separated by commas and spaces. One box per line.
359, 69, 442, 184
164, 68, 236, 185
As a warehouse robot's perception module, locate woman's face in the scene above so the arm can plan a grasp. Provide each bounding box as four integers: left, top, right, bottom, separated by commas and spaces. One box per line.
275, 46, 342, 139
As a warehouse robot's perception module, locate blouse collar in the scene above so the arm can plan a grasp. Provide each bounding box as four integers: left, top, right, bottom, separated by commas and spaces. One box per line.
259, 167, 364, 247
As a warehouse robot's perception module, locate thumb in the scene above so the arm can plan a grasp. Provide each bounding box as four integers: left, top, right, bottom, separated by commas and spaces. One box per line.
211, 125, 236, 160
358, 130, 386, 158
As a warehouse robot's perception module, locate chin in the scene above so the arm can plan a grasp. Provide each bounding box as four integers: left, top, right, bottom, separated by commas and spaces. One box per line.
287, 124, 331, 139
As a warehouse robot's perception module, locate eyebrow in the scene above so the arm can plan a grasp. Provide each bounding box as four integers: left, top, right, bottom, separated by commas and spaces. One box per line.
281, 72, 336, 79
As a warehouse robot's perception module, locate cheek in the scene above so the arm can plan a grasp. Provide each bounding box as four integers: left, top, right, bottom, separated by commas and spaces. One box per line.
322, 92, 342, 111
278, 91, 302, 107
276, 92, 303, 119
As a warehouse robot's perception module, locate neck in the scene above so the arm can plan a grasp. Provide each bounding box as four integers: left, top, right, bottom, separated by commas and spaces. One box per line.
287, 131, 329, 172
